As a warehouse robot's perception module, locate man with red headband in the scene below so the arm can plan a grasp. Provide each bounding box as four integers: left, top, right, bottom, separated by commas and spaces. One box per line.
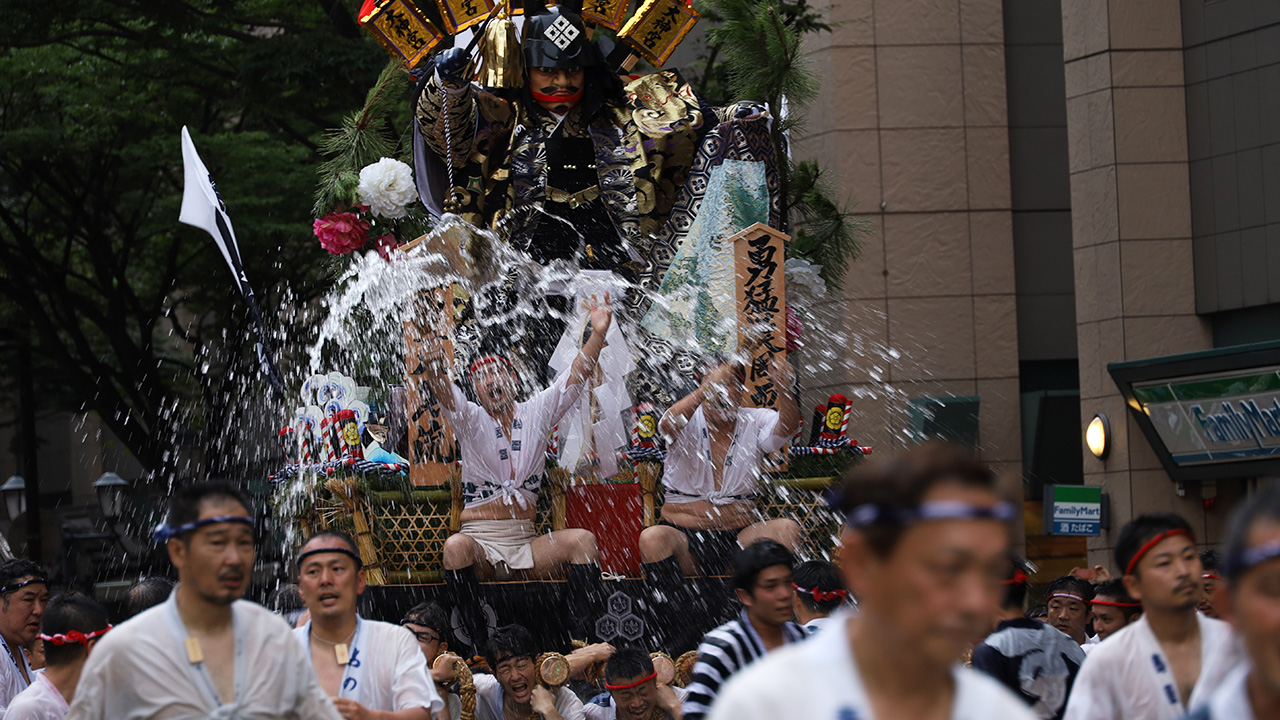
6, 593, 110, 720
585, 647, 685, 720
1198, 549, 1223, 619
705, 443, 1035, 720
1043, 576, 1094, 646
66, 483, 342, 719
1063, 512, 1244, 720
1090, 579, 1141, 642
790, 560, 849, 634
422, 296, 612, 653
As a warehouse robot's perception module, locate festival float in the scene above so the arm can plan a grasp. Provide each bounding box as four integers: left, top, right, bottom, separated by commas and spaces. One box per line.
217, 0, 871, 654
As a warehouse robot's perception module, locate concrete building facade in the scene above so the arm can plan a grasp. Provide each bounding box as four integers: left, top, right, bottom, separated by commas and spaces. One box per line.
799, 0, 1280, 575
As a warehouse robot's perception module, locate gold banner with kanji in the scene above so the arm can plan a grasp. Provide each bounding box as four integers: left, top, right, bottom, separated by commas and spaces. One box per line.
581, 0, 631, 31
433, 0, 498, 34
360, 0, 445, 69
617, 0, 699, 67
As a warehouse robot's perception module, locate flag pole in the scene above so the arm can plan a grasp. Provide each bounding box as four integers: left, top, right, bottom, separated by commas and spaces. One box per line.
179, 127, 286, 402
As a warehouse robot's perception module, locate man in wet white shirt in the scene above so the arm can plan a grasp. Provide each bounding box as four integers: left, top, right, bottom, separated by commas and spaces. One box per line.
295, 530, 443, 720
402, 602, 462, 720
584, 647, 686, 720
0, 558, 50, 714
423, 297, 613, 652
1190, 482, 1280, 720
637, 356, 800, 644
431, 624, 610, 720
1062, 513, 1243, 720
65, 482, 342, 720
6, 593, 111, 720
707, 443, 1037, 720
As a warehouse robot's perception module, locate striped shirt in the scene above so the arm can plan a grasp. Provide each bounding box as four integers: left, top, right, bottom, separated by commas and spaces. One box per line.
682, 610, 808, 719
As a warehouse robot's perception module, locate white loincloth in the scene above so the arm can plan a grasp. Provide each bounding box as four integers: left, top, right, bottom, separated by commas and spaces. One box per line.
461, 519, 538, 571
1062, 613, 1244, 720
293, 617, 441, 714
707, 615, 1037, 720
65, 592, 342, 720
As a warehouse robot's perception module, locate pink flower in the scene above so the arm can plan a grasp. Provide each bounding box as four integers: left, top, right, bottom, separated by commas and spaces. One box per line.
313, 212, 370, 255
373, 233, 401, 261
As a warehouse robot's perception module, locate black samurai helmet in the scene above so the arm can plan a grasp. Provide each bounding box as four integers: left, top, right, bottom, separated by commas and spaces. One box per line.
522, 0, 599, 69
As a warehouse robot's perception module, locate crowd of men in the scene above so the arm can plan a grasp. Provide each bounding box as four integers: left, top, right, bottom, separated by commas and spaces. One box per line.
0, 444, 1273, 719
0, 302, 1273, 718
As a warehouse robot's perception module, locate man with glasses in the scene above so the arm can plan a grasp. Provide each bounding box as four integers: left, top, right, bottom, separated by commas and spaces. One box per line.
402, 602, 460, 720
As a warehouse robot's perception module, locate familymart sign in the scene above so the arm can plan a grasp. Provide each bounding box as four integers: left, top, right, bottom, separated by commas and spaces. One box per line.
1045, 485, 1102, 536
1131, 365, 1280, 467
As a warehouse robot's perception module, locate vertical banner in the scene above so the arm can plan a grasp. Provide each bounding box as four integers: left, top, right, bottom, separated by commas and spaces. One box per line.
732, 222, 790, 471
404, 285, 459, 487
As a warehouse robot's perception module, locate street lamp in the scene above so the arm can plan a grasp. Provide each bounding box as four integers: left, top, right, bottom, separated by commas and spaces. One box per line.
1, 476, 26, 522
93, 472, 130, 521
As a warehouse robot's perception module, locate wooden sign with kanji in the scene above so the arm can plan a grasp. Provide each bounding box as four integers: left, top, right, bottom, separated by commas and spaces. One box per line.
732, 223, 790, 470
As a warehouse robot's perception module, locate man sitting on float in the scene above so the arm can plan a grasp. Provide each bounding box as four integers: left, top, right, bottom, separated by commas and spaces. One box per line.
638, 354, 802, 630
421, 296, 614, 654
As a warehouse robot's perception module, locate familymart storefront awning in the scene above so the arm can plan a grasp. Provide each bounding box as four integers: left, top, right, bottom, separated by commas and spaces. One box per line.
1110, 340, 1280, 481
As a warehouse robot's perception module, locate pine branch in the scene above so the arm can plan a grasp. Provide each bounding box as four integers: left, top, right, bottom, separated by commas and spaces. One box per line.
312, 60, 410, 216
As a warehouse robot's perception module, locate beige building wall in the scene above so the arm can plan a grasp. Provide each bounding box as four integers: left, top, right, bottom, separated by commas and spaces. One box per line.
1059, 0, 1245, 567
795, 0, 1023, 481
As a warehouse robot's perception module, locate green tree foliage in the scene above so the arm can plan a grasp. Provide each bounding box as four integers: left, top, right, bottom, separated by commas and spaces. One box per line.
692, 0, 866, 289
0, 1, 384, 476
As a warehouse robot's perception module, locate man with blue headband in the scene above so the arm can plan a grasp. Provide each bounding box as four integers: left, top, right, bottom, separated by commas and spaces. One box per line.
707, 442, 1036, 720
1188, 481, 1280, 719
0, 558, 50, 713
66, 482, 342, 719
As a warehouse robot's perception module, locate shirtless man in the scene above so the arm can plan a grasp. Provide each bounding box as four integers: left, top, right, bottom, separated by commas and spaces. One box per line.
295, 531, 442, 720
1063, 513, 1243, 719
423, 297, 612, 652
637, 356, 800, 642
67, 482, 341, 719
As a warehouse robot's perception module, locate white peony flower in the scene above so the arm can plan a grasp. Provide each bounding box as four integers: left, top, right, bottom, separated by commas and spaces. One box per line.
785, 257, 828, 301
357, 158, 417, 219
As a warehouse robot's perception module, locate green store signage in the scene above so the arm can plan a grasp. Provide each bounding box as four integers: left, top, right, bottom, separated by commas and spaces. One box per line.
1110, 341, 1280, 480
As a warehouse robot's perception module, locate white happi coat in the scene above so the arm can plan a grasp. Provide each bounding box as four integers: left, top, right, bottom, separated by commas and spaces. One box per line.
660, 406, 786, 505
0, 634, 36, 714
66, 594, 342, 720
1062, 613, 1243, 720
443, 371, 582, 509
473, 673, 584, 720
6, 672, 67, 720
707, 615, 1037, 720
293, 617, 442, 714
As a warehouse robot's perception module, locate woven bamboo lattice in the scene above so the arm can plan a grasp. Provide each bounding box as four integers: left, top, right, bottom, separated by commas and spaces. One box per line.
367, 486, 556, 583
361, 472, 836, 583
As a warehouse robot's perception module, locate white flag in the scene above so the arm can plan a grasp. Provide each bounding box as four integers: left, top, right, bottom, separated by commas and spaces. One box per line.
179, 126, 247, 292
